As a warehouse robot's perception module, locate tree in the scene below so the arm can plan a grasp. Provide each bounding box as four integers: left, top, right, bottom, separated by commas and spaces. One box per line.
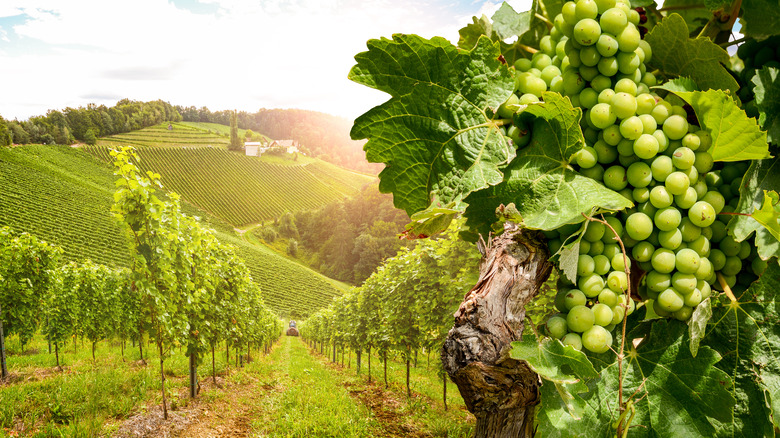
228, 110, 242, 151
83, 128, 97, 145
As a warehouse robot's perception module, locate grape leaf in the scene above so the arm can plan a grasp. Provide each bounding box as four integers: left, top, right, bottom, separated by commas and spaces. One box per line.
655, 77, 699, 93
704, 263, 780, 436
739, 0, 780, 40
629, 0, 656, 8
704, 0, 730, 11
688, 297, 712, 357
728, 156, 780, 260
536, 320, 735, 438
752, 66, 780, 144
349, 35, 516, 223
511, 335, 598, 418
645, 13, 739, 93
752, 190, 780, 243
662, 89, 770, 162
463, 92, 633, 234
659, 0, 712, 32
492, 2, 534, 40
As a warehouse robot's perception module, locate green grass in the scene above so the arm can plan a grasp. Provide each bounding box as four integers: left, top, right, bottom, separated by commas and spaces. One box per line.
0, 145, 345, 317
84, 145, 375, 227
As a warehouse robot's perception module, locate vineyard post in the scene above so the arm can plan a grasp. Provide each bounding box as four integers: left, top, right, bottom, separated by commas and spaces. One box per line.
0, 303, 7, 380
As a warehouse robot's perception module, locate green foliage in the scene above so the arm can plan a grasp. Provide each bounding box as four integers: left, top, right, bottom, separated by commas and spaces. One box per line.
645, 14, 739, 93
728, 156, 780, 260
86, 145, 374, 227
0, 227, 62, 347
229, 110, 242, 151
350, 35, 515, 221
752, 66, 780, 144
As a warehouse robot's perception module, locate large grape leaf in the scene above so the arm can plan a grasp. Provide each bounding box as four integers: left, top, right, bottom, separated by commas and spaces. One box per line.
727, 156, 780, 260
752, 66, 780, 144
704, 263, 780, 436
661, 88, 770, 162
536, 320, 735, 438
463, 92, 633, 233
511, 335, 598, 419
739, 0, 780, 40
349, 35, 516, 226
645, 13, 739, 93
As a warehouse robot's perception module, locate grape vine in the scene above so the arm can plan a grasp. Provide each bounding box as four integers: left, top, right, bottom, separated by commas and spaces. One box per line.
347, 0, 780, 435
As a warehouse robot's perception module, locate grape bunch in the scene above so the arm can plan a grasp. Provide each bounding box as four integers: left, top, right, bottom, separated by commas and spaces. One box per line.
735, 35, 780, 117
493, 0, 768, 353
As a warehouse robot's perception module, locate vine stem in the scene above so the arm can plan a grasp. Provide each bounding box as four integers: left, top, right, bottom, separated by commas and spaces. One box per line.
535, 13, 553, 29
716, 272, 738, 302
721, 36, 748, 47
581, 212, 632, 437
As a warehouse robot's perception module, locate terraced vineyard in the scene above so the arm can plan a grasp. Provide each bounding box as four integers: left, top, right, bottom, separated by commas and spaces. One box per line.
0, 145, 345, 317
97, 122, 228, 148
84, 146, 375, 226
179, 121, 269, 142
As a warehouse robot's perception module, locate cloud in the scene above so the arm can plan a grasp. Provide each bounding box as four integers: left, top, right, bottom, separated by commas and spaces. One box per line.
0, 0, 526, 121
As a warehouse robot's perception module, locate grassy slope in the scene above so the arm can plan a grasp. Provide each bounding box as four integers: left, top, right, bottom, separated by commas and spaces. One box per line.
0, 145, 343, 317
84, 145, 375, 227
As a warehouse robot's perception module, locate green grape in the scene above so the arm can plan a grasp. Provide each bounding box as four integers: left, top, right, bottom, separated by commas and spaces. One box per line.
671, 105, 687, 118
652, 248, 676, 273
603, 216, 624, 241
563, 70, 586, 95
607, 270, 628, 292
602, 243, 620, 260
576, 146, 599, 168
649, 186, 673, 208
546, 314, 569, 339
738, 241, 751, 260
596, 34, 619, 57
578, 254, 596, 276
541, 65, 563, 85
579, 240, 592, 254
662, 115, 689, 140
554, 289, 569, 311
574, 18, 601, 45
532, 53, 553, 70
701, 191, 725, 214
626, 162, 652, 187
597, 57, 619, 76
611, 92, 638, 119
654, 207, 682, 231
582, 325, 613, 353
671, 272, 697, 294
620, 116, 644, 140
614, 78, 638, 95
598, 88, 616, 104
695, 257, 713, 280
651, 155, 673, 182
615, 24, 640, 52
498, 94, 520, 118
575, 0, 599, 19
611, 304, 626, 324
616, 51, 640, 74
594, 254, 612, 275
658, 228, 682, 250
657, 288, 685, 312
638, 114, 657, 134
638, 40, 653, 63
678, 217, 702, 242
688, 235, 711, 257
695, 130, 712, 150
590, 241, 605, 257
646, 270, 671, 292
675, 248, 701, 274
519, 93, 540, 104
721, 256, 743, 276
579, 87, 599, 108
599, 288, 619, 306
752, 257, 769, 276
584, 220, 607, 241
589, 103, 617, 129
580, 45, 602, 66
581, 163, 605, 180
603, 124, 623, 145
580, 65, 600, 81
595, 0, 617, 12
579, 273, 606, 297
672, 147, 695, 170
633, 187, 650, 203
636, 93, 655, 115
592, 303, 614, 326
651, 103, 671, 125
591, 74, 613, 92
681, 133, 701, 151
709, 248, 726, 271
562, 332, 583, 350
594, 140, 618, 163
632, 241, 655, 262
699, 279, 712, 299
627, 8, 640, 25
600, 7, 628, 34
564, 288, 588, 309
693, 151, 714, 174
665, 171, 690, 196
567, 305, 596, 332
672, 306, 693, 321
683, 289, 702, 308
603, 165, 628, 190
652, 129, 670, 152
626, 212, 653, 240
674, 187, 698, 209
688, 201, 716, 227
562, 1, 579, 24
633, 133, 660, 159
515, 58, 533, 71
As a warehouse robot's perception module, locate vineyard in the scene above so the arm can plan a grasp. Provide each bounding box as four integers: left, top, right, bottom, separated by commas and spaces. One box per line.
96, 122, 229, 149
84, 145, 375, 226
0, 144, 345, 318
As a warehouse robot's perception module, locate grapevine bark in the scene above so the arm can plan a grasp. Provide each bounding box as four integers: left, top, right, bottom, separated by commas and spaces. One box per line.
441, 226, 552, 438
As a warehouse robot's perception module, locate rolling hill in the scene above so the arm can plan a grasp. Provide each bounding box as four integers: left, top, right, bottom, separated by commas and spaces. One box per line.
0, 144, 347, 318
84, 143, 375, 227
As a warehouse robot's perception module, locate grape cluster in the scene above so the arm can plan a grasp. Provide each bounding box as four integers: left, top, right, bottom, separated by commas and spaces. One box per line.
503, 0, 766, 353
736, 36, 780, 117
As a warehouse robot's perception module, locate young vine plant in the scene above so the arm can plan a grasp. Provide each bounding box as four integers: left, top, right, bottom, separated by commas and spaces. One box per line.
348, 0, 779, 435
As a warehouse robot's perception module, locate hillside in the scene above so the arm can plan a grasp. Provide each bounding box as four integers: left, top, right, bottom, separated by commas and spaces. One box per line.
84, 145, 375, 227
97, 122, 229, 149
0, 144, 345, 318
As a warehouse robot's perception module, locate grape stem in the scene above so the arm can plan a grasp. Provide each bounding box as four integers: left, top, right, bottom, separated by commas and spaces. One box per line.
720, 36, 749, 48
581, 212, 632, 437
534, 13, 553, 30
517, 43, 539, 55
716, 272, 738, 302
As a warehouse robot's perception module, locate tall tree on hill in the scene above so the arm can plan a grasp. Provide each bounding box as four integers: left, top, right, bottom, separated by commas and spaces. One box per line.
228, 110, 242, 151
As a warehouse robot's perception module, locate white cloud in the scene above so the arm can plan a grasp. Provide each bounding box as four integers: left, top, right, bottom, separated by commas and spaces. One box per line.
0, 0, 532, 121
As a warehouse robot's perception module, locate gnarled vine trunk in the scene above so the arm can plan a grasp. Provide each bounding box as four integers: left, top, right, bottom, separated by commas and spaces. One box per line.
441, 226, 551, 438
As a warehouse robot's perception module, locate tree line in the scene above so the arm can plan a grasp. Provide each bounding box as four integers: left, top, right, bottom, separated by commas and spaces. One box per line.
0, 99, 181, 146
298, 223, 480, 406
0, 146, 282, 418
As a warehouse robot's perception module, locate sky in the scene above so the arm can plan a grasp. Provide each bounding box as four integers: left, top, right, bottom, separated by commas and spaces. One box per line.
0, 0, 533, 122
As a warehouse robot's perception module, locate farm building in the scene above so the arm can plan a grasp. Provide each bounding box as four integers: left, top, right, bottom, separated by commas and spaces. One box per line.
245, 141, 263, 156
